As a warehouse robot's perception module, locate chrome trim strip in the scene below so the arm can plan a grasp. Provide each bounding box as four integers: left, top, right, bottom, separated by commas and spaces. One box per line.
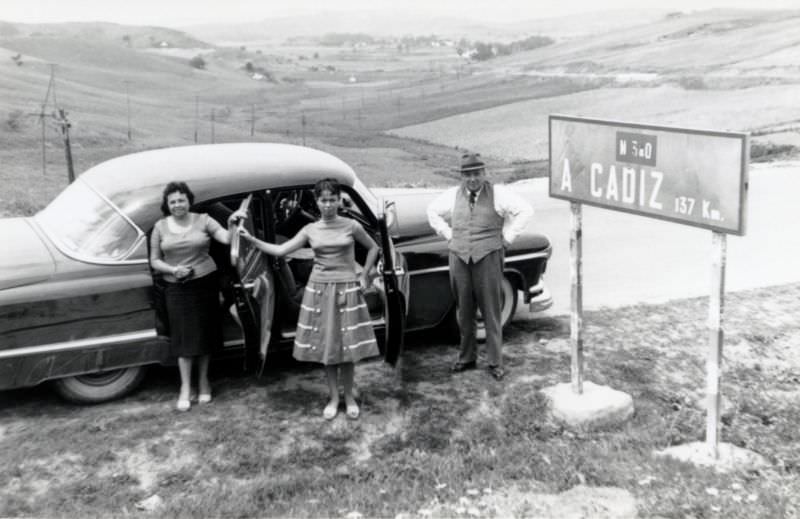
408, 265, 450, 276
504, 251, 550, 262
0, 329, 158, 360
408, 251, 549, 276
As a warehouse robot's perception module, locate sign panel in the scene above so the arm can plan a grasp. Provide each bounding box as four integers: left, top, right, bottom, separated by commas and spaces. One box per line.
549, 115, 748, 235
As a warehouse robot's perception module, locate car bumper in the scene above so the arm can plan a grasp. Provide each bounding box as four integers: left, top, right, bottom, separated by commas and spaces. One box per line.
527, 279, 553, 313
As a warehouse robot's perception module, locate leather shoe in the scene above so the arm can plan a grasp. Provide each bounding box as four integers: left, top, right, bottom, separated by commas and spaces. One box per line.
450, 360, 477, 373
488, 365, 506, 381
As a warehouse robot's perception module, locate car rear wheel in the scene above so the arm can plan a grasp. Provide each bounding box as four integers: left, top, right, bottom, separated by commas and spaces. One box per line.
52, 366, 147, 404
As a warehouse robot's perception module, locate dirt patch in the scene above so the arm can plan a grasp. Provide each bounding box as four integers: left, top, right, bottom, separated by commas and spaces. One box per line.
406, 483, 637, 518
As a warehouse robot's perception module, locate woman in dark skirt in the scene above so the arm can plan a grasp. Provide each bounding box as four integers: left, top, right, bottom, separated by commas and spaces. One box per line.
150, 181, 242, 411
239, 178, 380, 420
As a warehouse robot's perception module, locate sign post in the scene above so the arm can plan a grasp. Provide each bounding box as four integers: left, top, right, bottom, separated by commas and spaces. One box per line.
570, 202, 584, 394
548, 115, 749, 450
707, 232, 726, 457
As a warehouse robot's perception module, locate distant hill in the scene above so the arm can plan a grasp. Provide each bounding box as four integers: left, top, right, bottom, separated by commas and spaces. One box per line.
493, 8, 800, 75
182, 9, 670, 44
0, 21, 212, 50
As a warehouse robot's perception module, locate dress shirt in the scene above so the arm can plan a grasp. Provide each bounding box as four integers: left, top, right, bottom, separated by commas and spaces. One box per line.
426, 183, 533, 245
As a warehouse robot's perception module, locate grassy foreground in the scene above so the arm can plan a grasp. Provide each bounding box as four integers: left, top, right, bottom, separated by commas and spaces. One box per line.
1, 283, 799, 518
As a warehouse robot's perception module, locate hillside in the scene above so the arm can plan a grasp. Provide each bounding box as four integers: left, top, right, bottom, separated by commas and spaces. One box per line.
183, 9, 670, 44
1, 9, 799, 216
0, 21, 211, 50
389, 9, 800, 161
492, 9, 800, 77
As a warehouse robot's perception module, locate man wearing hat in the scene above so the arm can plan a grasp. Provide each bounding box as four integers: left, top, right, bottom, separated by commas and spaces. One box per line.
427, 152, 533, 380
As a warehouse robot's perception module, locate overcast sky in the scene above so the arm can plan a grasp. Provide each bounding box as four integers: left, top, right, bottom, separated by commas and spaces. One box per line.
2, 0, 797, 26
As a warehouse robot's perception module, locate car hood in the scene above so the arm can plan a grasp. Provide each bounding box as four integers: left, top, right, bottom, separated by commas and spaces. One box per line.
0, 218, 56, 290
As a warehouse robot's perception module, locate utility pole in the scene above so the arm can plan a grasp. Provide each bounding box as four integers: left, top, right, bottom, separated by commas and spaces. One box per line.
53, 108, 75, 183
194, 95, 199, 143
28, 64, 58, 175
250, 103, 255, 137
301, 112, 306, 146
124, 80, 132, 141
210, 108, 215, 144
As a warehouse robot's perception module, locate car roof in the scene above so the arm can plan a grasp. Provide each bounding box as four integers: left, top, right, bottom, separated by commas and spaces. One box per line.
81, 143, 358, 227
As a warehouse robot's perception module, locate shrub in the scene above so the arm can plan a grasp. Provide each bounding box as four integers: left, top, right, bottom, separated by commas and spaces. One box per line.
677, 76, 706, 90
5, 109, 25, 132
189, 55, 206, 70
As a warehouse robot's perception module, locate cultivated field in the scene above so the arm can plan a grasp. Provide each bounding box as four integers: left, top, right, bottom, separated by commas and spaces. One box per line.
389, 83, 800, 162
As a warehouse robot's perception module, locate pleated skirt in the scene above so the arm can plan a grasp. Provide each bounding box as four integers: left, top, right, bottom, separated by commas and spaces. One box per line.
165, 272, 222, 358
293, 280, 379, 365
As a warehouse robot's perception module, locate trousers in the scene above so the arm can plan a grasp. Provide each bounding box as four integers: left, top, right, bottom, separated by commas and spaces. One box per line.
448, 248, 504, 367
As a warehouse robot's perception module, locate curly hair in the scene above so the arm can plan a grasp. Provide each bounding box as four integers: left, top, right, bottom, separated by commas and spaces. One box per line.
160, 181, 195, 216
313, 178, 341, 199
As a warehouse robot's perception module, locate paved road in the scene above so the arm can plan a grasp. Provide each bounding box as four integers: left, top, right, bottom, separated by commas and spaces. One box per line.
515, 160, 800, 317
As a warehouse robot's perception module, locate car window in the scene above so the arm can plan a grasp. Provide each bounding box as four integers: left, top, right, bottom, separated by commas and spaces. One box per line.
36, 179, 142, 262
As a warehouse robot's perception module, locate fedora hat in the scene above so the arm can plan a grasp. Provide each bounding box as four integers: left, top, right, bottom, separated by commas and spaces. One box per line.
458, 152, 485, 173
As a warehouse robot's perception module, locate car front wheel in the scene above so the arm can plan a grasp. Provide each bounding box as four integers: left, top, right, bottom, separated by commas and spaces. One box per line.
444, 275, 518, 342
52, 366, 147, 404
476, 275, 518, 340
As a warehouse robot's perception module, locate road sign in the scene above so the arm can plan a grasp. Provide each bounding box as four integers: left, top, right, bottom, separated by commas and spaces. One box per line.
549, 115, 748, 235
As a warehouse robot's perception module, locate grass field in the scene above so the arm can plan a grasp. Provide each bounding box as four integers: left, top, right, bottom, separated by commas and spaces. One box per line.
1, 283, 798, 517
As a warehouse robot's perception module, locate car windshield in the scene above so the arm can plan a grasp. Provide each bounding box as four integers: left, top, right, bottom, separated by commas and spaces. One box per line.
35, 179, 142, 261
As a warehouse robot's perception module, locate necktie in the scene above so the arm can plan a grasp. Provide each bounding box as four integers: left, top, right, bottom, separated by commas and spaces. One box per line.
469, 190, 477, 209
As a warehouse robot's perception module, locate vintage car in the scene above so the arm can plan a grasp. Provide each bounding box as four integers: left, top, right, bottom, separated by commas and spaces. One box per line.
0, 143, 552, 403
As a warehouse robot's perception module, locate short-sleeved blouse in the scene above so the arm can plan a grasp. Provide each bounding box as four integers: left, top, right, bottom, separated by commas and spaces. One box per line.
151, 213, 223, 283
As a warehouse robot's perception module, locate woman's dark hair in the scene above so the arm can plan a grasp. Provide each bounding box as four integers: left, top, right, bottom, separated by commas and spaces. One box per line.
160, 181, 195, 216
313, 178, 341, 199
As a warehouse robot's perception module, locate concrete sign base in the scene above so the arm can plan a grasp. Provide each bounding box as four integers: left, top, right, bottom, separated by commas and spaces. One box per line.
542, 381, 634, 431
654, 442, 769, 473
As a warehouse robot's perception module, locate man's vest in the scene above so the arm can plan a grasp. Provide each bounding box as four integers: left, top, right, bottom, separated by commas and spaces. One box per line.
449, 182, 504, 263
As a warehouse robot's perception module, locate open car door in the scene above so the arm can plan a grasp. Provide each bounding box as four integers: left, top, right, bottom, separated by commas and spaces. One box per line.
376, 199, 409, 366
229, 195, 275, 374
